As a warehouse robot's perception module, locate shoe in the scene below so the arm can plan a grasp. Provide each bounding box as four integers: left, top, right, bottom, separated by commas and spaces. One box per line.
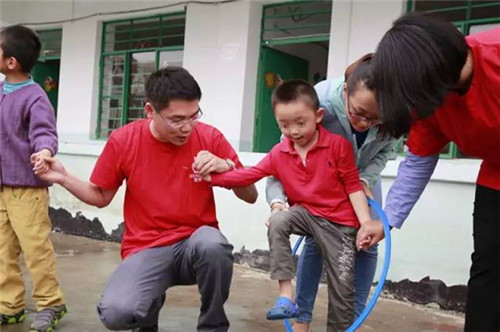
29, 304, 67, 332
132, 325, 158, 332
266, 296, 300, 320
0, 309, 26, 324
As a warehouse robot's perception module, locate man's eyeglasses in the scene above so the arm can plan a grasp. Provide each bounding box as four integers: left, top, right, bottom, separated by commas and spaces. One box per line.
157, 108, 203, 129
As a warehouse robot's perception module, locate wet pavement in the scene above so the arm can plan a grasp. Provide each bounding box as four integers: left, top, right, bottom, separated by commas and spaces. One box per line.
1, 233, 464, 332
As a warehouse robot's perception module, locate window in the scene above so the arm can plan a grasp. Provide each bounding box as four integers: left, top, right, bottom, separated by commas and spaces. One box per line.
38, 29, 63, 60
97, 12, 186, 139
398, 0, 500, 158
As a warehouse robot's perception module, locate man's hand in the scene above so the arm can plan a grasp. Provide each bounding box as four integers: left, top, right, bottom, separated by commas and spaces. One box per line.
265, 202, 288, 227
361, 181, 374, 200
34, 156, 68, 185
193, 150, 231, 177
31, 149, 52, 175
356, 219, 385, 250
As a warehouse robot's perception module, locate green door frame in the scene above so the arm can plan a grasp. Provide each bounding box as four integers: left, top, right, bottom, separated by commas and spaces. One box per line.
253, 0, 332, 152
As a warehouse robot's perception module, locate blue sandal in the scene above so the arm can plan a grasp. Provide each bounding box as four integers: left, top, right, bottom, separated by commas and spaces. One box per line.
266, 297, 300, 320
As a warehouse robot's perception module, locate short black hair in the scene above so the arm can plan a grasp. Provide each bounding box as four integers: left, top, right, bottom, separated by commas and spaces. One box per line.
344, 53, 375, 96
272, 79, 319, 111
145, 66, 202, 111
372, 13, 468, 137
0, 25, 41, 73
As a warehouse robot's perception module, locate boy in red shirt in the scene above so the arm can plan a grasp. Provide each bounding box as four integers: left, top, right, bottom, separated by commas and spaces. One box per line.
195, 80, 377, 331
35, 67, 257, 332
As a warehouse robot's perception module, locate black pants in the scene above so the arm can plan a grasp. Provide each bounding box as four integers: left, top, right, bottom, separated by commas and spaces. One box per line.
465, 185, 500, 332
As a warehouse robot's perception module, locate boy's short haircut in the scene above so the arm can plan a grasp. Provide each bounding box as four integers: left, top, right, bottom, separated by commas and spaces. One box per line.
145, 66, 202, 111
272, 79, 320, 111
0, 25, 41, 73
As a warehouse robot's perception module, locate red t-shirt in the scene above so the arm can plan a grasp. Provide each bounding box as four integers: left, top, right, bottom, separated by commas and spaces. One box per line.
212, 126, 363, 228
407, 28, 500, 190
90, 120, 243, 259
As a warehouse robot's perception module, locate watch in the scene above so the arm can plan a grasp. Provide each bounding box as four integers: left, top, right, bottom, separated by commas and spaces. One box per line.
225, 158, 236, 170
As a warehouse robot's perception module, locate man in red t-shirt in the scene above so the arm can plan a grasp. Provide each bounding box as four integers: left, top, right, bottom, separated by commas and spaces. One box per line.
35, 67, 258, 332
358, 13, 500, 332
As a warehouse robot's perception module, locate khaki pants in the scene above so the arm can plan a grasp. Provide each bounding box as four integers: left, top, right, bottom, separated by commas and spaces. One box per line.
268, 206, 357, 332
0, 186, 64, 315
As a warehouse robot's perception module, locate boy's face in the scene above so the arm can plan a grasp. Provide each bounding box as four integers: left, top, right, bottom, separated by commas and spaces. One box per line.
145, 99, 201, 146
0, 40, 18, 75
275, 100, 324, 148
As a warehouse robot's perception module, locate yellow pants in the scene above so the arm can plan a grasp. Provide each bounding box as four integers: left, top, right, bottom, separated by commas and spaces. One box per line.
0, 186, 65, 315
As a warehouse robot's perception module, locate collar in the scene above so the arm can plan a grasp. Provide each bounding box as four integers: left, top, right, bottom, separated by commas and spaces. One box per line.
279, 125, 331, 154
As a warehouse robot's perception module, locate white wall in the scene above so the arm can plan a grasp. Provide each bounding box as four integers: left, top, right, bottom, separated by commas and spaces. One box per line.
183, 1, 262, 151
328, 0, 405, 78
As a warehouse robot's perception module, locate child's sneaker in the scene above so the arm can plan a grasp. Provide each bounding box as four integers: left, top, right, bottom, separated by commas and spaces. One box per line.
29, 304, 67, 332
0, 309, 26, 324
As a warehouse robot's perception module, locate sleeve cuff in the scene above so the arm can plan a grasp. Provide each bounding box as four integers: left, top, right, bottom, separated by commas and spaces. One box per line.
270, 198, 286, 207
360, 178, 370, 187
385, 209, 404, 229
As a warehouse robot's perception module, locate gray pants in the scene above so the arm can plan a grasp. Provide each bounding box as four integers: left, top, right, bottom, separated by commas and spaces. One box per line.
97, 226, 234, 332
268, 206, 357, 332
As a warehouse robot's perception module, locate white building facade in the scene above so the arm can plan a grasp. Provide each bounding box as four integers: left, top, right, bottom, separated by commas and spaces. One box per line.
1, 0, 499, 286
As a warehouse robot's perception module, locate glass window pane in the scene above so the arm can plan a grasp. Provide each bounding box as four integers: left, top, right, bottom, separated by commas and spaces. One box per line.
131, 17, 160, 50
263, 1, 332, 42
159, 50, 183, 68
127, 52, 155, 122
100, 55, 125, 138
37, 29, 63, 58
471, 1, 500, 20
103, 13, 186, 52
102, 55, 125, 96
100, 97, 123, 138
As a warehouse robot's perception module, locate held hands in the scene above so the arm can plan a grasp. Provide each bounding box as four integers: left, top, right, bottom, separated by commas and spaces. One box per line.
192, 150, 233, 182
356, 219, 385, 250
30, 149, 52, 175
31, 153, 68, 185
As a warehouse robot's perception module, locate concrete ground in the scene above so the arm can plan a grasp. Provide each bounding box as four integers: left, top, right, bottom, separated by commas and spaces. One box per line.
1, 233, 464, 332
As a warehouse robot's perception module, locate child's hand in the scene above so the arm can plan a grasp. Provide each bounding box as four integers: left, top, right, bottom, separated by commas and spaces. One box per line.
202, 173, 212, 182
33, 156, 68, 185
193, 150, 230, 177
31, 149, 52, 174
356, 219, 385, 250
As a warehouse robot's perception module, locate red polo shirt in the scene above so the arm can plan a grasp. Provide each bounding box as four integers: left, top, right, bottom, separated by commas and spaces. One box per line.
212, 126, 363, 228
90, 120, 243, 259
407, 28, 500, 190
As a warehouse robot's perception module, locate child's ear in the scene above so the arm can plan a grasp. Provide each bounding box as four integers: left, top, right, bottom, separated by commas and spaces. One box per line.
7, 57, 18, 71
316, 107, 325, 124
342, 83, 348, 100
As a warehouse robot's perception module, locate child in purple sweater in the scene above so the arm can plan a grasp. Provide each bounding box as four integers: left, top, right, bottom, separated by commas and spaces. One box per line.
0, 25, 67, 332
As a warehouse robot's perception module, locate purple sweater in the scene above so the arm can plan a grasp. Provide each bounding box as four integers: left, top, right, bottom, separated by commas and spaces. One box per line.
0, 82, 58, 187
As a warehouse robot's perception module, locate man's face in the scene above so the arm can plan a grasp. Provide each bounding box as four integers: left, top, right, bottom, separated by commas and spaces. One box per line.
146, 99, 201, 146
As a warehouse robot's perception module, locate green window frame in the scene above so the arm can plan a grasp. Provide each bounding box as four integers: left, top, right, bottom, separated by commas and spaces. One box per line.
398, 0, 500, 158
96, 12, 186, 139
